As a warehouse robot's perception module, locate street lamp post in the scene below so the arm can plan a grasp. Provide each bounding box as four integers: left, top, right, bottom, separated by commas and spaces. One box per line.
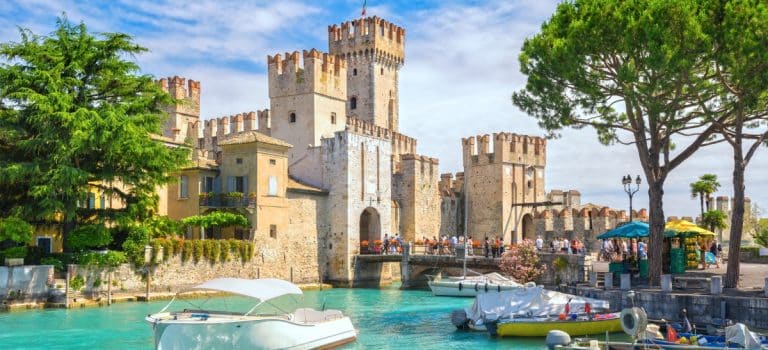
622, 175, 642, 221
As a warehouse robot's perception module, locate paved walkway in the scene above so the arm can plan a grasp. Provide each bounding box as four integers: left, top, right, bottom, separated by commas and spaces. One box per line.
592, 260, 767, 292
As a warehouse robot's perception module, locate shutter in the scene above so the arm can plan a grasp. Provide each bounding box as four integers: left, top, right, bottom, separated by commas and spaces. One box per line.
227, 176, 235, 192
243, 176, 249, 195
213, 177, 222, 194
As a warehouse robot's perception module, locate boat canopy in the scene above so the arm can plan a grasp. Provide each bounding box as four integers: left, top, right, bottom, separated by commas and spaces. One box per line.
465, 286, 611, 324
191, 278, 303, 302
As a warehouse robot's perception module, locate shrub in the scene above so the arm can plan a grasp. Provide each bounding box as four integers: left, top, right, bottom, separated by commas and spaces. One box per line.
76, 251, 127, 268
192, 240, 203, 263
3, 246, 28, 259
67, 225, 112, 252
92, 277, 102, 289
41, 257, 64, 272
182, 240, 193, 262
498, 241, 546, 283
70, 275, 85, 291
122, 225, 150, 266
171, 237, 184, 255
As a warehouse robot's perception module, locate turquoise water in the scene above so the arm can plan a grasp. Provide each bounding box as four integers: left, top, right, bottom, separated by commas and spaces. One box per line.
0, 286, 549, 349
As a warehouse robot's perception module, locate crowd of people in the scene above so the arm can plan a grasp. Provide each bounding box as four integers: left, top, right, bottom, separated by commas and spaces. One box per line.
534, 236, 587, 255
598, 238, 647, 262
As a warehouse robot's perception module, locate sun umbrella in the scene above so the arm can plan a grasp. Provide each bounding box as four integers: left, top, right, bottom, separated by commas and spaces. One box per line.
596, 221, 649, 239
664, 219, 716, 237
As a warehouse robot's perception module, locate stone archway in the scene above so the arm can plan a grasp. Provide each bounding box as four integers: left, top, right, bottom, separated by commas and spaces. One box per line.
360, 207, 381, 244
522, 213, 535, 240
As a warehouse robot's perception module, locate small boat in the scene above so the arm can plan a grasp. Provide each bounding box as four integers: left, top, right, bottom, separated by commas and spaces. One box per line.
495, 312, 622, 337
451, 286, 612, 333
145, 278, 357, 350
428, 272, 525, 297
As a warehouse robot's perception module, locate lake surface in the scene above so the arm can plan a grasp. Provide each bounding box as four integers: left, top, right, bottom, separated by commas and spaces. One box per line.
0, 285, 553, 349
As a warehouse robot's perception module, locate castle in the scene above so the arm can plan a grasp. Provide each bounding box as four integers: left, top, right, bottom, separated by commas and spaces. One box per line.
154, 16, 636, 285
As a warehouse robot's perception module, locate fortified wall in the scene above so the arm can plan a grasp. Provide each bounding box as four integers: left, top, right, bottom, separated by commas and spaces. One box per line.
158, 76, 200, 144
392, 154, 440, 242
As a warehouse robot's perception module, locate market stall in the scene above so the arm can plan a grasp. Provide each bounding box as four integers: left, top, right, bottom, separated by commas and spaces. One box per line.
596, 221, 649, 278
665, 219, 716, 273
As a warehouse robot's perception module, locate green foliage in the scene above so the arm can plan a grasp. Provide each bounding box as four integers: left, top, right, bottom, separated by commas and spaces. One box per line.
0, 217, 34, 244
92, 277, 102, 289
41, 257, 64, 272
70, 275, 85, 291
754, 219, 768, 248
192, 240, 203, 263
121, 225, 150, 266
67, 225, 113, 252
3, 246, 27, 259
553, 256, 569, 272
76, 251, 127, 268
143, 216, 183, 238
702, 210, 728, 232
220, 241, 230, 262
226, 192, 244, 199
0, 17, 189, 251
181, 212, 249, 228
690, 174, 721, 215
204, 240, 220, 263
150, 239, 161, 264
181, 240, 193, 262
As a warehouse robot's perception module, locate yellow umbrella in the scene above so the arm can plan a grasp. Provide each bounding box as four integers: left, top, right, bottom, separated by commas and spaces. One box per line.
665, 219, 716, 236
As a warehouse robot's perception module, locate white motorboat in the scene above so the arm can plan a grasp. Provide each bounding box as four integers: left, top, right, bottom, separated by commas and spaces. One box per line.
145, 278, 357, 350
428, 272, 525, 297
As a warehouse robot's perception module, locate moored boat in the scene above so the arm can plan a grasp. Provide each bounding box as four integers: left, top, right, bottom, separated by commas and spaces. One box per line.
495, 312, 622, 337
145, 278, 357, 350
428, 272, 525, 297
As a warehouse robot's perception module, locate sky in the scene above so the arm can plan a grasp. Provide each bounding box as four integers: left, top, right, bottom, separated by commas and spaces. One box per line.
1, 0, 766, 219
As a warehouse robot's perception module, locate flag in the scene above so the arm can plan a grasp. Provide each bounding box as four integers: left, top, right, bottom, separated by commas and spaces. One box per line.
361, 0, 367, 17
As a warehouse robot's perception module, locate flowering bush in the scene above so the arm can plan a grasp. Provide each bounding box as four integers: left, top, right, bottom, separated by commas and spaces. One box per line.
498, 240, 546, 283
415, 239, 424, 245
373, 239, 383, 246
472, 241, 481, 248
360, 240, 369, 247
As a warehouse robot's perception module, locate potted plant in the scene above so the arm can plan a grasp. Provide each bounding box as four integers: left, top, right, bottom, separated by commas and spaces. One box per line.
226, 191, 244, 206
198, 192, 209, 205
3, 246, 27, 266
248, 192, 257, 205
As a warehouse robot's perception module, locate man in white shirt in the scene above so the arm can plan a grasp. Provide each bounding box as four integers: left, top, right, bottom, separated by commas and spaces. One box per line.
535, 236, 544, 252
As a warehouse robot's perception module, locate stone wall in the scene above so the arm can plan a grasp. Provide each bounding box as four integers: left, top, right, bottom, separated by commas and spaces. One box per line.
0, 265, 54, 300
565, 286, 768, 330
393, 154, 441, 241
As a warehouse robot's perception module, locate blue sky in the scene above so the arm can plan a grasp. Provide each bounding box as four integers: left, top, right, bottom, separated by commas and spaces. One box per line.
2, 0, 767, 220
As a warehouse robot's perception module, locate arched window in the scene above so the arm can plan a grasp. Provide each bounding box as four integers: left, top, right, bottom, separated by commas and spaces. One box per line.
289, 112, 296, 123
353, 68, 357, 76
350, 97, 357, 110
331, 112, 337, 124
380, 67, 384, 75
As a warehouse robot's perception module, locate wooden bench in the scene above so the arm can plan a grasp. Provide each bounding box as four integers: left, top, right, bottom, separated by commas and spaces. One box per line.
673, 276, 711, 289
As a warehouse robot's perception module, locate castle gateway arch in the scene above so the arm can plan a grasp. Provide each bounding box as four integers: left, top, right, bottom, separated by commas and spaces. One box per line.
359, 207, 381, 243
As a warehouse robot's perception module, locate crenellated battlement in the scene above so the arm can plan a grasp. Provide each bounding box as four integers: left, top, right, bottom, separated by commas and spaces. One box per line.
158, 76, 200, 101
345, 116, 416, 152
268, 49, 347, 100
438, 172, 465, 196
328, 16, 405, 65
462, 132, 546, 166
200, 110, 270, 151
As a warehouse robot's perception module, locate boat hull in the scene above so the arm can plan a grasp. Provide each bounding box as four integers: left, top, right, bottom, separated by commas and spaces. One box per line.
495, 315, 622, 337
147, 315, 357, 350
428, 280, 521, 297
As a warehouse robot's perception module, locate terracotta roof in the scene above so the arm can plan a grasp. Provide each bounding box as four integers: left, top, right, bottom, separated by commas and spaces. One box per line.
218, 131, 292, 148
287, 176, 327, 194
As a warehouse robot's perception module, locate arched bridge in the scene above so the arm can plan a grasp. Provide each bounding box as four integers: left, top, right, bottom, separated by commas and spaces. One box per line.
352, 245, 588, 289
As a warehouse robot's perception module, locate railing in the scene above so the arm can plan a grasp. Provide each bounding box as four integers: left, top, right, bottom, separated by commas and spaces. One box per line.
199, 196, 254, 208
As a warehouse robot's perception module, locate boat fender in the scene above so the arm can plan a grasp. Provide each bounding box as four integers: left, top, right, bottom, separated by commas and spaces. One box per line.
484, 283, 488, 292
621, 307, 648, 337
475, 283, 479, 291
459, 282, 463, 291
545, 330, 571, 350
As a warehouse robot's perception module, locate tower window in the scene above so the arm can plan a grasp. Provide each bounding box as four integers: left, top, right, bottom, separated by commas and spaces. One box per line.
353, 68, 357, 76
270, 225, 277, 239
350, 97, 357, 110
381, 68, 384, 75
289, 112, 296, 123
331, 112, 337, 124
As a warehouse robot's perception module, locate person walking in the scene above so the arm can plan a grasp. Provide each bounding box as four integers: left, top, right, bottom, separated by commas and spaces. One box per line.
535, 236, 543, 252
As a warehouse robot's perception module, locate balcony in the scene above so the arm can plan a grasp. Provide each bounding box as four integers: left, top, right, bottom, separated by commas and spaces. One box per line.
199, 195, 254, 208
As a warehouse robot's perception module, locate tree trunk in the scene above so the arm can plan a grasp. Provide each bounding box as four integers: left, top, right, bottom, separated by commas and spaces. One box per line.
647, 179, 666, 286
62, 217, 76, 253
725, 144, 746, 289
699, 195, 705, 221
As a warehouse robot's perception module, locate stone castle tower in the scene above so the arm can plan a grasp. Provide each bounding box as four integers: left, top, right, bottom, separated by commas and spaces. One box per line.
159, 76, 200, 144
461, 133, 548, 243
267, 49, 348, 163
328, 17, 405, 131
